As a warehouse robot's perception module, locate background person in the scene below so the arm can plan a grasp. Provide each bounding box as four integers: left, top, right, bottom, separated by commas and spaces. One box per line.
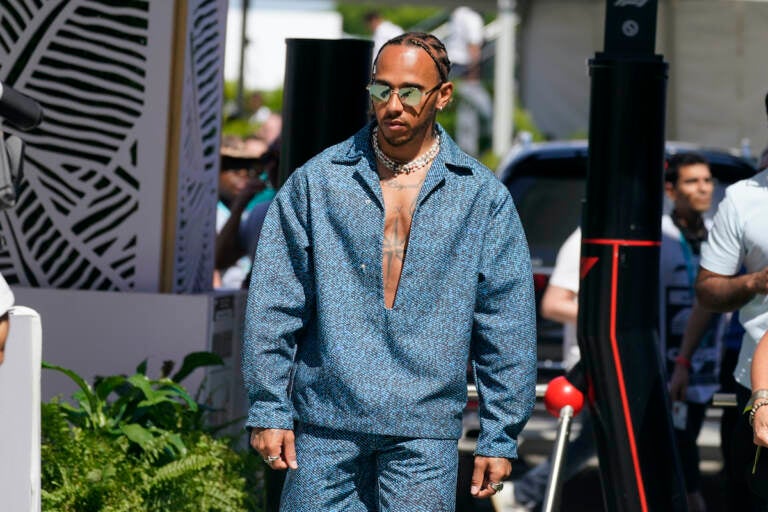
696, 159, 768, 511
662, 152, 724, 512
215, 137, 280, 288
364, 10, 403, 59
496, 227, 597, 512
444, 6, 492, 157
214, 138, 267, 289
242, 32, 536, 510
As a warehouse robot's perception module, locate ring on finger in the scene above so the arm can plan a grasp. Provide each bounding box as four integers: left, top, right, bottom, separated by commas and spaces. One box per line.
489, 481, 504, 493
263, 455, 280, 465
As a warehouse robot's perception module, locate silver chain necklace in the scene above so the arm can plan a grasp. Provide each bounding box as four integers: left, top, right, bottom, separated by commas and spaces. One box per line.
372, 126, 440, 176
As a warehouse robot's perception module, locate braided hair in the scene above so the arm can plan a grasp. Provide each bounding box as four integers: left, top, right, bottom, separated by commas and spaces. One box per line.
374, 32, 452, 83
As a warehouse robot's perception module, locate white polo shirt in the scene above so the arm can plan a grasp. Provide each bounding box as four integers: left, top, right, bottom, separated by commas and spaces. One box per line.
548, 227, 581, 371
700, 168, 768, 388
445, 7, 484, 67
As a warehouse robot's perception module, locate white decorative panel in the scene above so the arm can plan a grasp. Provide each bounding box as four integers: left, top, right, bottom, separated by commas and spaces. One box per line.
172, 0, 226, 293
0, 0, 225, 293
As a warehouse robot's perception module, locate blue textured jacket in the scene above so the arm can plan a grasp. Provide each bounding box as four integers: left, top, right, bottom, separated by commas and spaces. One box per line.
242, 122, 536, 458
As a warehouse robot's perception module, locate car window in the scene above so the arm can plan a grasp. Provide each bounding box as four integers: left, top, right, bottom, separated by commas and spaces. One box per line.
508, 176, 584, 268
504, 149, 755, 269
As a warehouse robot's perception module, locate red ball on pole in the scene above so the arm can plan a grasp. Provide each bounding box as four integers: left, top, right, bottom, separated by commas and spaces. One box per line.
544, 376, 585, 417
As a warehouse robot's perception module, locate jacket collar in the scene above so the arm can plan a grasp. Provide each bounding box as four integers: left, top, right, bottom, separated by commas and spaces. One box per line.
333, 121, 477, 173
333, 121, 478, 208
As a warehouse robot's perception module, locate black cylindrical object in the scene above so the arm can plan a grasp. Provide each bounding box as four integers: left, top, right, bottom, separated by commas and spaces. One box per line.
0, 81, 43, 131
578, 54, 687, 512
279, 39, 372, 186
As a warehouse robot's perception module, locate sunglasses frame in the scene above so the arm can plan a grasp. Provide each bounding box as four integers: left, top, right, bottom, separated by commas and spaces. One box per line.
367, 82, 443, 107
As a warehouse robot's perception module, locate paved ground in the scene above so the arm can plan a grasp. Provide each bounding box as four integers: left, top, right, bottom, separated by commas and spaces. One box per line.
457, 404, 731, 512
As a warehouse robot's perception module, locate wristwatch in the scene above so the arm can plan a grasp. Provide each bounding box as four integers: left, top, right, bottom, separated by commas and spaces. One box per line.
747, 389, 768, 409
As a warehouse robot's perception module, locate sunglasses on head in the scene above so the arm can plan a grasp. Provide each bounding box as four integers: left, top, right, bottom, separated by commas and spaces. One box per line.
367, 82, 442, 107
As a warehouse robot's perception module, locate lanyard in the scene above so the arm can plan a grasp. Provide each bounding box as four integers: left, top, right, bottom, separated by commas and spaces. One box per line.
678, 231, 697, 295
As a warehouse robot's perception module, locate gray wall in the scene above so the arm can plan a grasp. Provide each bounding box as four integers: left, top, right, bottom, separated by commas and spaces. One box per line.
518, 0, 768, 153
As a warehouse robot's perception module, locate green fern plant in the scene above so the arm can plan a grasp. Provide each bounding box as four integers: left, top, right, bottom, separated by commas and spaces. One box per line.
41, 353, 262, 511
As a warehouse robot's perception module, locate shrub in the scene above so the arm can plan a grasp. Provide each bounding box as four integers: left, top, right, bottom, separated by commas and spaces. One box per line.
41, 353, 262, 511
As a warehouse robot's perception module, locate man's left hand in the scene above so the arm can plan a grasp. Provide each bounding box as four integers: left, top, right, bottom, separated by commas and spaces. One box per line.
470, 456, 512, 498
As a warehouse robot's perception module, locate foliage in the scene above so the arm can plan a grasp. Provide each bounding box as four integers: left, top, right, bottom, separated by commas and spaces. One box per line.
222, 82, 284, 138
437, 97, 545, 163
514, 105, 546, 143
41, 353, 263, 511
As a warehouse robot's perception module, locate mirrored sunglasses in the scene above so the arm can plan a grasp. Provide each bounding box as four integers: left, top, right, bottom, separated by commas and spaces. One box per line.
367, 83, 441, 107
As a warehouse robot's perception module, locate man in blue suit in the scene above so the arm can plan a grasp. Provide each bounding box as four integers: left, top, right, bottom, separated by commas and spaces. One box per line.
242, 32, 537, 511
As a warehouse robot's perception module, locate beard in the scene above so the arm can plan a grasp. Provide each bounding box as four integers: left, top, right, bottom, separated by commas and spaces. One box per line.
378, 108, 437, 149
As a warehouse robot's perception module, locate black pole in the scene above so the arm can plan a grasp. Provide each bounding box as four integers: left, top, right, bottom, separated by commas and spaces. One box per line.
578, 2, 687, 511
235, 0, 249, 115
264, 40, 373, 511
278, 38, 372, 186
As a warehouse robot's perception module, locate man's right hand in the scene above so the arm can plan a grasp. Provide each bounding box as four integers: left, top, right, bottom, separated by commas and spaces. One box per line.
748, 267, 768, 295
696, 267, 768, 312
250, 428, 298, 470
668, 364, 689, 401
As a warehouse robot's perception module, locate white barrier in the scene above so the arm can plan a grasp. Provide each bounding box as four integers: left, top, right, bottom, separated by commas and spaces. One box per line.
0, 306, 42, 512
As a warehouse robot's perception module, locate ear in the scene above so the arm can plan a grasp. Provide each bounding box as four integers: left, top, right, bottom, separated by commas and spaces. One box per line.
436, 82, 453, 111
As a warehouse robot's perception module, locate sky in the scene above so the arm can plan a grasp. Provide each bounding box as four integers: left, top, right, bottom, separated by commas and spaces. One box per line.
225, 4, 345, 91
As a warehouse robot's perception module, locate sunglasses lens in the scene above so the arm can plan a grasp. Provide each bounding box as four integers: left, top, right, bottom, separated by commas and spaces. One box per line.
368, 84, 391, 103
399, 87, 422, 106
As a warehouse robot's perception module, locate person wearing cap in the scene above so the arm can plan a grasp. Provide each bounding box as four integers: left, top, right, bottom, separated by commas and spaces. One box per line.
214, 138, 270, 289
242, 32, 536, 510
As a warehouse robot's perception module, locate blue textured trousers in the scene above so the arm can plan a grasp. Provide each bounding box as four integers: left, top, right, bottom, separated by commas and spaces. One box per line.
279, 423, 458, 512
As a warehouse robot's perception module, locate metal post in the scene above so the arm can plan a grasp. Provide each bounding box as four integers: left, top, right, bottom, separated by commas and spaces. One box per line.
279, 39, 372, 186
542, 405, 574, 512
492, 0, 515, 157
236, 0, 249, 114
578, 1, 687, 510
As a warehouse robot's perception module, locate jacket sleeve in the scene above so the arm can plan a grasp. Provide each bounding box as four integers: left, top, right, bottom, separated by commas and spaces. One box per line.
471, 188, 537, 459
241, 170, 313, 430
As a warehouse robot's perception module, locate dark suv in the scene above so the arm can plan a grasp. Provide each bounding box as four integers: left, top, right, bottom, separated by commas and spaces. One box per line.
457, 140, 756, 511
497, 139, 757, 377
460, 140, 756, 442
457, 141, 757, 498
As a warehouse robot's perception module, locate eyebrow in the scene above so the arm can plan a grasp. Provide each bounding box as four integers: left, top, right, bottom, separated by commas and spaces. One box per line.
371, 79, 427, 89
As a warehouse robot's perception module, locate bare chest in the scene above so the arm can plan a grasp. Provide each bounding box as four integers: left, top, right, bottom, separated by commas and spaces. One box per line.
380, 177, 423, 238
379, 171, 425, 309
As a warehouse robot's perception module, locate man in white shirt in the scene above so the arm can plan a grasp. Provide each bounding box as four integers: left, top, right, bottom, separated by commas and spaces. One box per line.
444, 6, 491, 157
495, 228, 596, 512
364, 11, 403, 59
696, 165, 768, 511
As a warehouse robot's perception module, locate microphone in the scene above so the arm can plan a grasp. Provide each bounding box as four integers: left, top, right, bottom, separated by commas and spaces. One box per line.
0, 80, 43, 131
